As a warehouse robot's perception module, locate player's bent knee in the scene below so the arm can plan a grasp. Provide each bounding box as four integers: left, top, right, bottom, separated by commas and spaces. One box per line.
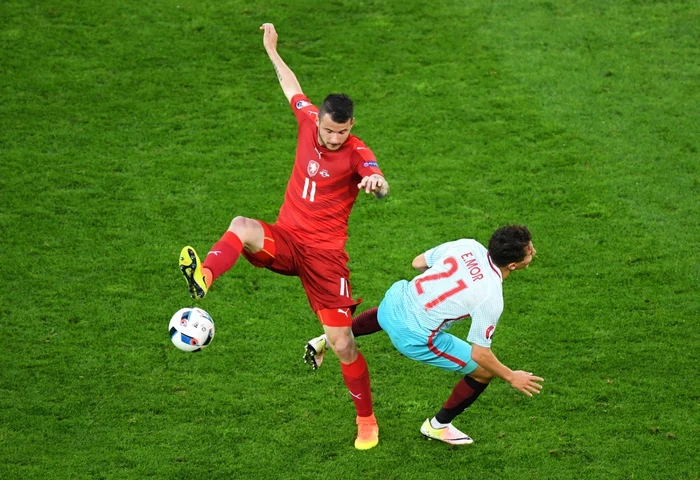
324, 329, 357, 362
468, 366, 494, 384
329, 335, 355, 357
335, 348, 359, 364
228, 216, 263, 247
228, 216, 251, 232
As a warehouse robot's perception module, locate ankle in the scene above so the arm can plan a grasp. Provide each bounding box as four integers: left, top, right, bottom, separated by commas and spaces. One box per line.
430, 417, 450, 429
202, 267, 213, 287
357, 413, 376, 423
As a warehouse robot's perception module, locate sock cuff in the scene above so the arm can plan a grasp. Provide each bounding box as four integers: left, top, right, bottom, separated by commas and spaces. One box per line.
464, 375, 489, 393
430, 417, 450, 429
222, 231, 243, 251
341, 353, 368, 378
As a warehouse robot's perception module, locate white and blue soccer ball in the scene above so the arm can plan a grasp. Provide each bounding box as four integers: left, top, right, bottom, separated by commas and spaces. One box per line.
169, 307, 215, 352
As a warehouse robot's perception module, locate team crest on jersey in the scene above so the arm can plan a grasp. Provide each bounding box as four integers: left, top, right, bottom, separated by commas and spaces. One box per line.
485, 325, 496, 340
296, 100, 312, 109
307, 160, 320, 177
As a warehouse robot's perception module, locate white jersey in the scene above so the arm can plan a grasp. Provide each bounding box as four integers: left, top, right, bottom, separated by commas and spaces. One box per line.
399, 239, 504, 347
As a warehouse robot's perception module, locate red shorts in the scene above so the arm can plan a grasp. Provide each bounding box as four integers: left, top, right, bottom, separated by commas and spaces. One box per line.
241, 221, 360, 324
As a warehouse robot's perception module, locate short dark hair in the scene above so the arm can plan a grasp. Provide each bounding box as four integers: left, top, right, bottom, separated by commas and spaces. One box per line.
319, 93, 354, 123
487, 225, 532, 267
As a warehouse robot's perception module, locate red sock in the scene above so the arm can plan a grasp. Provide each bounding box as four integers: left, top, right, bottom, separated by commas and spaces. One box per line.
435, 376, 489, 424
341, 353, 373, 417
202, 231, 243, 283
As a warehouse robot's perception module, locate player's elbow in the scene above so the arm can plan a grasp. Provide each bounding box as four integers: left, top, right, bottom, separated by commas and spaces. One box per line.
412, 254, 427, 271
470, 344, 491, 364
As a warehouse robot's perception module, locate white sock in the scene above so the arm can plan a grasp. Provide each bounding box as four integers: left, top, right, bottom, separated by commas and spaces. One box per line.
430, 417, 450, 429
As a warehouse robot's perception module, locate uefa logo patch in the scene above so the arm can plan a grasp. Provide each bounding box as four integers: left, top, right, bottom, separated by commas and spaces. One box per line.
485, 324, 496, 340
296, 100, 312, 109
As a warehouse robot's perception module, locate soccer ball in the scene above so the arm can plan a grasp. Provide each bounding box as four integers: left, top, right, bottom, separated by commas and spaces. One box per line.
169, 307, 215, 352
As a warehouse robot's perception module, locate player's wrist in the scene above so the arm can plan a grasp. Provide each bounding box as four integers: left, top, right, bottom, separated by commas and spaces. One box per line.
503, 368, 515, 383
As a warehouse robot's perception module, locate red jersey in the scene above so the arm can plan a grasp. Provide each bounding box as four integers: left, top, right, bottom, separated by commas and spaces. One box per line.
276, 94, 384, 249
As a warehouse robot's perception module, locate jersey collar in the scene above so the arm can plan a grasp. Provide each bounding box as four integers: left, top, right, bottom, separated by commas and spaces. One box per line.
487, 253, 503, 282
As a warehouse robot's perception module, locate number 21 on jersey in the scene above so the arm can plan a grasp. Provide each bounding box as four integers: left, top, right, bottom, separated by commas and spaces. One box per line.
414, 257, 468, 309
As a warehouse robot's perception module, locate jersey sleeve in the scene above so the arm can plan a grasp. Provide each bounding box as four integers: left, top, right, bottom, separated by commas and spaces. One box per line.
290, 93, 319, 125
467, 296, 504, 347
352, 142, 383, 178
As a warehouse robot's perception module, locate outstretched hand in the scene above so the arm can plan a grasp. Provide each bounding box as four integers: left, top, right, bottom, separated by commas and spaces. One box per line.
508, 370, 544, 397
260, 23, 278, 51
358, 174, 389, 198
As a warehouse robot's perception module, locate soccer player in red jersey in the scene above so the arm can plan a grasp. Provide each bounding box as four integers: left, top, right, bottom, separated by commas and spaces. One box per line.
178, 23, 389, 450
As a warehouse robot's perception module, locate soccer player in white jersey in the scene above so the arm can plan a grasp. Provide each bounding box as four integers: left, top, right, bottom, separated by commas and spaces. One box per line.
304, 225, 543, 445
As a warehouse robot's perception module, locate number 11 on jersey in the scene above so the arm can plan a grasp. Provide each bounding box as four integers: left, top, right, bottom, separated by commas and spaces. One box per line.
302, 177, 316, 202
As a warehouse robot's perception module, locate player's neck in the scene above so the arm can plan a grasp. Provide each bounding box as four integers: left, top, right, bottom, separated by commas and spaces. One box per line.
499, 266, 511, 281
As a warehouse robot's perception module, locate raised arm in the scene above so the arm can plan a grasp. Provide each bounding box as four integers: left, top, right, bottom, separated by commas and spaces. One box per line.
259, 23, 303, 102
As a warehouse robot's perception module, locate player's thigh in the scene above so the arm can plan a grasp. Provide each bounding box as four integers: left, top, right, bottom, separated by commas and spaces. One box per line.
424, 332, 479, 375
299, 248, 359, 315
241, 222, 298, 274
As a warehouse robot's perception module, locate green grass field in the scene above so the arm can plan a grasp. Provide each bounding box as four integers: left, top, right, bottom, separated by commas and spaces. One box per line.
2, 0, 699, 478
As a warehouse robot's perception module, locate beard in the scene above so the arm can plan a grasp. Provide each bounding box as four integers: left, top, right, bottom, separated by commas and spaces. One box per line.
318, 133, 342, 151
